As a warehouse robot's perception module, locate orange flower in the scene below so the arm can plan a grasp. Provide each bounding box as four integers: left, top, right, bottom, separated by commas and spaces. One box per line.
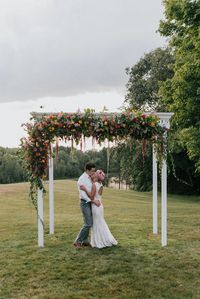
150, 122, 155, 127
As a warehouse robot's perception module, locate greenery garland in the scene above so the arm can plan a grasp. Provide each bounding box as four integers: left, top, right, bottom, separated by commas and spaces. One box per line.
20, 109, 167, 206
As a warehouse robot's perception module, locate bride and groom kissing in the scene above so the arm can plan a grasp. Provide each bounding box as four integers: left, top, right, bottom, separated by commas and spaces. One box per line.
73, 162, 118, 249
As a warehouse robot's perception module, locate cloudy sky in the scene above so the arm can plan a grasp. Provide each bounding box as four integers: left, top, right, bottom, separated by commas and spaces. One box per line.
0, 0, 166, 147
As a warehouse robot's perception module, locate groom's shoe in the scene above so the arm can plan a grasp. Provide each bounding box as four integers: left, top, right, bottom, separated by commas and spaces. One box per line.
73, 242, 83, 248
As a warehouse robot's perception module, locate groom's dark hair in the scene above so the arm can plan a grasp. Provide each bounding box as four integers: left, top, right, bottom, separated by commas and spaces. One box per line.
85, 162, 96, 171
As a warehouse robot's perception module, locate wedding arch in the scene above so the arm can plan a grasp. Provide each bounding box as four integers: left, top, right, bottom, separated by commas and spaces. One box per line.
21, 110, 173, 247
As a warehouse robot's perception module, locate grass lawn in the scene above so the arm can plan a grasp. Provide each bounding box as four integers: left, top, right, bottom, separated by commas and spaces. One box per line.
0, 180, 200, 299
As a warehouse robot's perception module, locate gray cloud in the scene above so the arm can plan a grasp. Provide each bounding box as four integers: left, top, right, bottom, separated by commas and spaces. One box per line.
0, 0, 165, 103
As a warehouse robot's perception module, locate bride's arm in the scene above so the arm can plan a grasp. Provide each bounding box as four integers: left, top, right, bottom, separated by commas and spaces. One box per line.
91, 184, 101, 206
90, 183, 96, 200
98, 185, 103, 196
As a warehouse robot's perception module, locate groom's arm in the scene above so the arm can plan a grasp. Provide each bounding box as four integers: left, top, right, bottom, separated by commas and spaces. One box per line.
80, 184, 101, 206
80, 185, 91, 197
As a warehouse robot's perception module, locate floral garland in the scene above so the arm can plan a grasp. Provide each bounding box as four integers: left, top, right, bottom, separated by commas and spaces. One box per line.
20, 110, 167, 207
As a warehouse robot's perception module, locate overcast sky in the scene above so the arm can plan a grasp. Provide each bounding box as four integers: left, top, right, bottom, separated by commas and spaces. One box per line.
0, 0, 166, 147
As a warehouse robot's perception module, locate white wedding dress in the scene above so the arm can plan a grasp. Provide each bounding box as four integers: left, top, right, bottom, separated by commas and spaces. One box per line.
91, 182, 118, 248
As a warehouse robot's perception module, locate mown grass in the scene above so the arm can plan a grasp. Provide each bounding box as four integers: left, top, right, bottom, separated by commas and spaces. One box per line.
0, 180, 200, 299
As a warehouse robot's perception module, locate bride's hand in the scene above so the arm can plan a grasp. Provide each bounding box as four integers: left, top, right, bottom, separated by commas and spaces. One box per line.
93, 199, 101, 207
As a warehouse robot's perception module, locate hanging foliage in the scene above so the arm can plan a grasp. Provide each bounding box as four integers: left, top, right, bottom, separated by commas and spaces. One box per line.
20, 109, 167, 205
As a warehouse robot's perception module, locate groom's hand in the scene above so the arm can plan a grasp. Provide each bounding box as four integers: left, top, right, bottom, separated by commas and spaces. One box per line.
93, 199, 101, 207
80, 185, 86, 191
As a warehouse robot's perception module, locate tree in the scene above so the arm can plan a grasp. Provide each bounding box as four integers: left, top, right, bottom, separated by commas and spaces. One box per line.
159, 0, 200, 172
0, 147, 26, 184
110, 140, 153, 191
119, 1, 200, 194
122, 48, 173, 192
125, 47, 175, 111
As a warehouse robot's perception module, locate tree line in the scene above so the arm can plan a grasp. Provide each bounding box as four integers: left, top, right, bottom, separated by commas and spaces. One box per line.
1, 140, 200, 194
0, 146, 120, 187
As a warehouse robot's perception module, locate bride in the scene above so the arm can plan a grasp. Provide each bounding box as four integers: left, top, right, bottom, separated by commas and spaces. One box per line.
80, 170, 118, 248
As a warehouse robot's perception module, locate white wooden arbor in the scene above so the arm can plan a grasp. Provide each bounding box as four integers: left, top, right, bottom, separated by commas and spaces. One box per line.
36, 112, 173, 248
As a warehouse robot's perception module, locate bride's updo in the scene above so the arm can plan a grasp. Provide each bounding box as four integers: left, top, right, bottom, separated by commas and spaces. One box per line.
96, 170, 105, 181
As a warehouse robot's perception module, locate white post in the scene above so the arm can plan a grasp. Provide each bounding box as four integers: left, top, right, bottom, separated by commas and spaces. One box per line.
155, 112, 173, 247
153, 144, 158, 234
49, 144, 54, 234
38, 188, 44, 247
161, 154, 167, 247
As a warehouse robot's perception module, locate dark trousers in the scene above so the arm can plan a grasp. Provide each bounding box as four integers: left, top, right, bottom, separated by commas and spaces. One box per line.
75, 200, 93, 244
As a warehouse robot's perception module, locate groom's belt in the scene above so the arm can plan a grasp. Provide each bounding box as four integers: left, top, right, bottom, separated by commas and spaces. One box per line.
81, 198, 90, 203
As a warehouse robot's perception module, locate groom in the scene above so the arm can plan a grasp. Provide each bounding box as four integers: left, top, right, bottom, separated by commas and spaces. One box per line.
74, 162, 100, 248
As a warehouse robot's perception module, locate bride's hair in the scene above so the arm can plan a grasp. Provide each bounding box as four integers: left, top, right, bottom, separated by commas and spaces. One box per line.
96, 170, 105, 181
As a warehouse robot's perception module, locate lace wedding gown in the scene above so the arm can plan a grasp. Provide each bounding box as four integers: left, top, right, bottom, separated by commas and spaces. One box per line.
91, 182, 118, 248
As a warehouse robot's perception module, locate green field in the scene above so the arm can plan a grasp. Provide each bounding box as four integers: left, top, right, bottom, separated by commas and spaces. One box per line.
0, 180, 200, 299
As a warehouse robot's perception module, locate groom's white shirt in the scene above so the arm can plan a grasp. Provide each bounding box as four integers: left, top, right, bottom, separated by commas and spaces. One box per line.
77, 172, 92, 203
